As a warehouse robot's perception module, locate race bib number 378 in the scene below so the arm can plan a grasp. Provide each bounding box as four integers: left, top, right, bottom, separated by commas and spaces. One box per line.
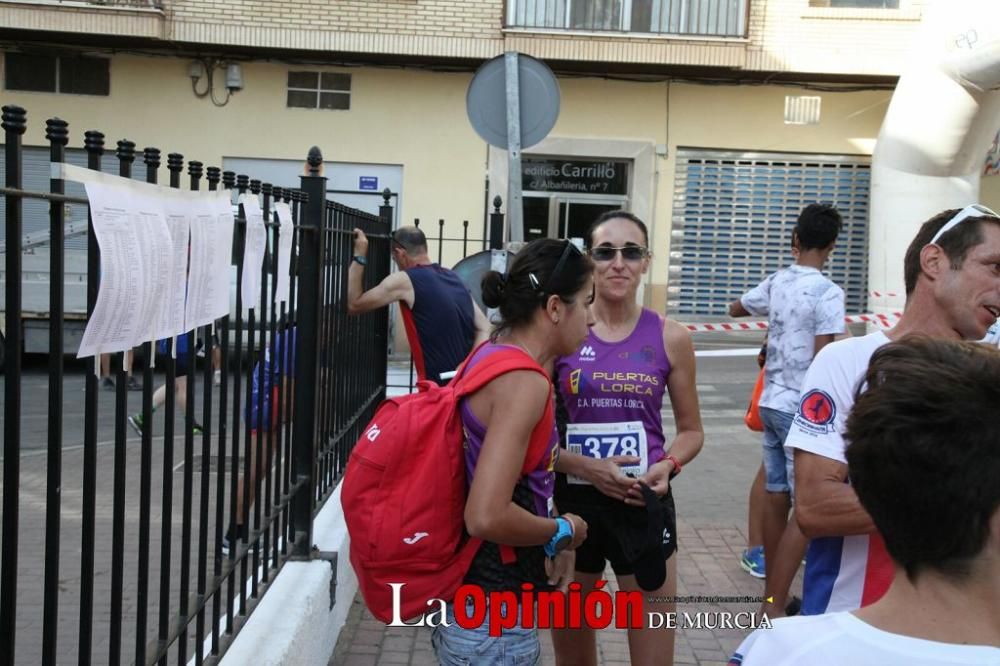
566, 421, 648, 485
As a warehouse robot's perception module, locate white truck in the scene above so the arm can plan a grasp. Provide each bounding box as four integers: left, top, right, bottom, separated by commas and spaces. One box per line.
0, 221, 90, 364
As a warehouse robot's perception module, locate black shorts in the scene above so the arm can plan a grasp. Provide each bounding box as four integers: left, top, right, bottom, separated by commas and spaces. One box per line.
559, 486, 677, 577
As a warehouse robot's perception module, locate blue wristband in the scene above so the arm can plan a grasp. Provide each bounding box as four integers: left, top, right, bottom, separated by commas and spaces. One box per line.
545, 517, 573, 558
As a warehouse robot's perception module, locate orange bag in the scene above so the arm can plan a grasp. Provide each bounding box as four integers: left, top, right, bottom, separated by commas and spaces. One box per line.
744, 368, 765, 432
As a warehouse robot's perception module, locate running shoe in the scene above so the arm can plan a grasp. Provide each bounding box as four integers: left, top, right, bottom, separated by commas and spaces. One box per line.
126, 376, 143, 391
220, 523, 248, 556
740, 545, 766, 579
127, 413, 144, 437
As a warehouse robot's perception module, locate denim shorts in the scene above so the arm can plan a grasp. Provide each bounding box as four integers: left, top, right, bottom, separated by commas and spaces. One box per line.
759, 407, 795, 493
431, 598, 540, 666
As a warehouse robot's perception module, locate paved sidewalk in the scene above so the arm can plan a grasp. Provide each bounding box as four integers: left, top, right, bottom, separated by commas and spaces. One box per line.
330, 520, 773, 666
330, 354, 801, 665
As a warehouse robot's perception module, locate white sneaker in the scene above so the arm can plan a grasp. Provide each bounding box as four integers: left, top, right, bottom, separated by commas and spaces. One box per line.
214, 369, 222, 386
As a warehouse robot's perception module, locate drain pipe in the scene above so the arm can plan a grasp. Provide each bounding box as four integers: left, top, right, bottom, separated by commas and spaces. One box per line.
868, 0, 1000, 314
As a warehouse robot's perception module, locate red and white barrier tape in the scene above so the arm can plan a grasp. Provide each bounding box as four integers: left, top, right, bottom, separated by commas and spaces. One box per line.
683, 312, 902, 333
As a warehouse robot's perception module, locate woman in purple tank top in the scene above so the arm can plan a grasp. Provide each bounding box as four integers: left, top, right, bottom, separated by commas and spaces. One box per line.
552, 212, 705, 666
432, 239, 596, 666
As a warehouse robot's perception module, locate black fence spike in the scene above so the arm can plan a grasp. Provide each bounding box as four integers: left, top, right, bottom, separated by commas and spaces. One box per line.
143, 147, 161, 168
45, 118, 69, 146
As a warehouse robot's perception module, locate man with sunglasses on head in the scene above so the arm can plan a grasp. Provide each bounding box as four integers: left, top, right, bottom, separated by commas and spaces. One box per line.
784, 204, 1000, 618
731, 336, 1000, 666
729, 203, 845, 617
348, 225, 490, 385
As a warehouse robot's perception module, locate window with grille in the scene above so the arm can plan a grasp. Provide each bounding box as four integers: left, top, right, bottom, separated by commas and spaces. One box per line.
506, 0, 747, 38
668, 150, 871, 317
286, 71, 351, 110
4, 52, 110, 96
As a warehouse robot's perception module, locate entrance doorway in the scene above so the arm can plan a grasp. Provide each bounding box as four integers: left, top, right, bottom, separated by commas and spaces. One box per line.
522, 195, 623, 242
519, 156, 631, 241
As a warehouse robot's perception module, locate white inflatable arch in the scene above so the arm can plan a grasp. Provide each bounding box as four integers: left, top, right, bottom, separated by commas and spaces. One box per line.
869, 0, 1000, 313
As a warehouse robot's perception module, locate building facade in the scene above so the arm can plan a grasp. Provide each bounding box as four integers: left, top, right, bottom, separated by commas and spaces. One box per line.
2, 0, 998, 316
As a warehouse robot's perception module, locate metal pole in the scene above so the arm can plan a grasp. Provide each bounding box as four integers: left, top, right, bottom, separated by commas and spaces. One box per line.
79, 128, 104, 666
291, 147, 326, 556
1, 103, 26, 666
42, 116, 68, 666
134, 145, 160, 666
489, 196, 505, 250
504, 51, 524, 244
206, 164, 227, 657
108, 138, 135, 666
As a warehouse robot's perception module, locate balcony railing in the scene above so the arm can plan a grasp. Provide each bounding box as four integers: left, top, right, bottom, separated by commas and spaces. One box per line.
506, 0, 747, 38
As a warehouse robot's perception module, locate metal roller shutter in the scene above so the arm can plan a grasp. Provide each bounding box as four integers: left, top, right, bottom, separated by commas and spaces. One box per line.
668, 149, 870, 317
0, 145, 147, 251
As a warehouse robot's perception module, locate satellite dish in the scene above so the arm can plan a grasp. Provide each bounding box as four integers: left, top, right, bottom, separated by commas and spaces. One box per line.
466, 54, 560, 150
452, 249, 514, 313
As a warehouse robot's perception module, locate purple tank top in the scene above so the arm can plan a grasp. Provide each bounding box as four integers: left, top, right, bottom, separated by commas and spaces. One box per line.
459, 343, 558, 519
555, 308, 671, 466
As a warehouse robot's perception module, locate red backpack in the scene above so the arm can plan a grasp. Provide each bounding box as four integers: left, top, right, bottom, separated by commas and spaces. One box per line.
341, 346, 555, 623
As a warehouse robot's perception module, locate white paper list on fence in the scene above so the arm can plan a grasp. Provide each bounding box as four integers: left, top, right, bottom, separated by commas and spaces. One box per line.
239, 193, 268, 311
77, 181, 174, 358
186, 191, 235, 328
158, 191, 192, 338
274, 201, 295, 305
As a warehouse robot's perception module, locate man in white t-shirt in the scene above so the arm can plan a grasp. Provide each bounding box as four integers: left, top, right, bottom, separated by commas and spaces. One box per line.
730, 337, 1000, 665
729, 203, 845, 610
785, 204, 1000, 617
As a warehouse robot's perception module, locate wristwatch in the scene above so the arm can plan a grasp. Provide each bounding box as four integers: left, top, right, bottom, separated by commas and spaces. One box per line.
544, 517, 574, 557
352, 255, 367, 266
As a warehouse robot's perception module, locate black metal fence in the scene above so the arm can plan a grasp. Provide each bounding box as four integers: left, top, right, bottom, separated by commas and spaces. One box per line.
0, 105, 390, 665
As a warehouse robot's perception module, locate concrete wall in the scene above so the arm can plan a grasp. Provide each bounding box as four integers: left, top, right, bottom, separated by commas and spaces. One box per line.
219, 483, 357, 666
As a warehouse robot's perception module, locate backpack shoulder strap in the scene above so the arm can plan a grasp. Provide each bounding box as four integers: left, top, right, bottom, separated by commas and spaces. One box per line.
454, 347, 555, 475
453, 347, 550, 398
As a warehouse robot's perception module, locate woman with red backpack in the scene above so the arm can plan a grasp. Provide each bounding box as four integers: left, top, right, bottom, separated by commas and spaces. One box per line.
431, 238, 596, 665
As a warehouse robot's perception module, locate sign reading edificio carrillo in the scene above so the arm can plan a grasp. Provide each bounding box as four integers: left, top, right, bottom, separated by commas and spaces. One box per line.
522, 158, 628, 194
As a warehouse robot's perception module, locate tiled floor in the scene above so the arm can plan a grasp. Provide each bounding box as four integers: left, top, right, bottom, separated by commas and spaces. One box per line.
331, 354, 796, 665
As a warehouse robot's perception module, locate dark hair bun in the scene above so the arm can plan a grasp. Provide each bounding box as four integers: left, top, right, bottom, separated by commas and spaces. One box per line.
481, 271, 506, 309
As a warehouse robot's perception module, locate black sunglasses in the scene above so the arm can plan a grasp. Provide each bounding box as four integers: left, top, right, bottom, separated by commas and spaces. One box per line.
589, 245, 648, 262
540, 240, 583, 295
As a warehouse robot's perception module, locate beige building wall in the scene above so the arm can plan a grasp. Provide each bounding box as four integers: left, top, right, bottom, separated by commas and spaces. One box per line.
747, 0, 924, 75
2, 0, 925, 77
649, 83, 889, 309
3, 51, 893, 314
489, 80, 890, 310
981, 175, 1000, 213
1, 55, 488, 254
